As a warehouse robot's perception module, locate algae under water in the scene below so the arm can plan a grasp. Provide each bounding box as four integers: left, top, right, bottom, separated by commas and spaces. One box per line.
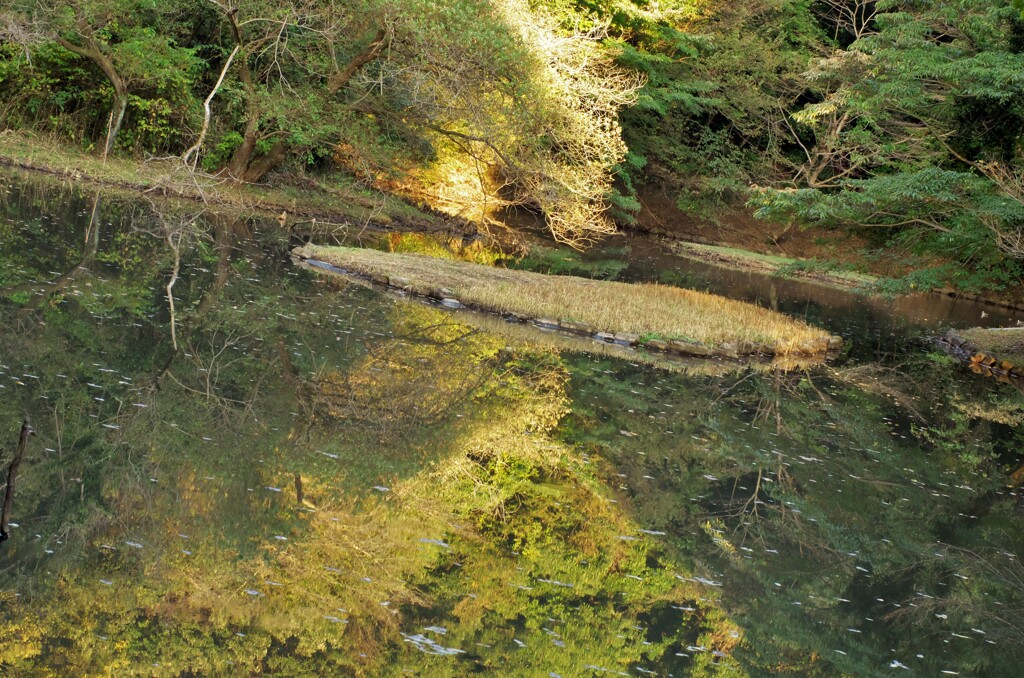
0, 169, 1022, 676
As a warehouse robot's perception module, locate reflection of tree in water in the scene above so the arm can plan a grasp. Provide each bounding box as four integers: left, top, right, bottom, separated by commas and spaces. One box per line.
1, 173, 1022, 675
1, 184, 741, 674
313, 312, 499, 443
563, 356, 1024, 675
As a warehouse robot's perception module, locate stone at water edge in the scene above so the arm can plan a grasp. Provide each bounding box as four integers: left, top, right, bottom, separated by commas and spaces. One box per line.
718, 342, 739, 359
669, 341, 714, 357
559, 319, 592, 334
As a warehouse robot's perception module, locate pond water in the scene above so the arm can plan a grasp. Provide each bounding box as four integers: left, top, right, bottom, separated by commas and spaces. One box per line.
1, 170, 1022, 676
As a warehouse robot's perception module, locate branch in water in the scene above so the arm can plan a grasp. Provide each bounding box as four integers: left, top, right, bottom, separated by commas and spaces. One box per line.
1, 417, 37, 543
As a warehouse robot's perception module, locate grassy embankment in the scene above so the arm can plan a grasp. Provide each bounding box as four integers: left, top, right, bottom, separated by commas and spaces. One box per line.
674, 242, 878, 290
0, 130, 439, 230
958, 327, 1024, 367
298, 244, 840, 357
939, 327, 1024, 388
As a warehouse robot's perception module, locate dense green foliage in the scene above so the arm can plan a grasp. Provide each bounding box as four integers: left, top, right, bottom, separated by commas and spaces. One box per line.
0, 0, 642, 245
2, 0, 1024, 285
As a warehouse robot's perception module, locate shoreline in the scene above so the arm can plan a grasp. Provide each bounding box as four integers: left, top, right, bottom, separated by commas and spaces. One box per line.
0, 130, 447, 234
5, 131, 1024, 313
671, 242, 877, 291
671, 239, 1024, 312
294, 245, 843, 359
935, 329, 1024, 386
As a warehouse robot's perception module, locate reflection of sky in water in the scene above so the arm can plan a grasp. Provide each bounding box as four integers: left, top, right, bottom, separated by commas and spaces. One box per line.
0, 170, 1021, 676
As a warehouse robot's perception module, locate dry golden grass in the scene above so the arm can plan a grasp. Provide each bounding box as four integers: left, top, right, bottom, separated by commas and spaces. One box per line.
305, 245, 831, 353
960, 327, 1024, 363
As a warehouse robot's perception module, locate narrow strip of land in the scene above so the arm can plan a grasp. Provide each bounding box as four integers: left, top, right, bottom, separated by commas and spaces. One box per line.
673, 242, 877, 290
298, 245, 840, 357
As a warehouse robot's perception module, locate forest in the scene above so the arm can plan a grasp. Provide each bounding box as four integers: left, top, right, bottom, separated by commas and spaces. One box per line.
3, 3, 1024, 676
0, 0, 1022, 287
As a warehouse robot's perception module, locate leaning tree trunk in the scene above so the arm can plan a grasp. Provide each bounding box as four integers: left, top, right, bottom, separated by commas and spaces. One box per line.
55, 36, 129, 159
104, 89, 128, 159
224, 8, 262, 182
241, 139, 288, 183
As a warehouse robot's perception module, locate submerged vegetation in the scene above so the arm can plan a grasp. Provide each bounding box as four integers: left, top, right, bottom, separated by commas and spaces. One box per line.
299, 244, 835, 354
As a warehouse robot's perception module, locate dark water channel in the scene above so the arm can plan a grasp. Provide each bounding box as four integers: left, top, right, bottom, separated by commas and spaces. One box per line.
1, 170, 1022, 676
584, 234, 1024, 363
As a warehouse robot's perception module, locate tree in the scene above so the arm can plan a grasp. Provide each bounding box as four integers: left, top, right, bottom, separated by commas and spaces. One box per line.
353, 0, 643, 246
0, 0, 203, 157
752, 0, 1024, 286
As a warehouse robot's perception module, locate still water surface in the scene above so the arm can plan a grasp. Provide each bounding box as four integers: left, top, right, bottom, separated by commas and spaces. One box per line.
1, 171, 1022, 676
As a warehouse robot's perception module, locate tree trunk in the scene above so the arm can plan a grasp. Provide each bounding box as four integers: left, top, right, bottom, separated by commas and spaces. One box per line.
1, 418, 36, 543
241, 139, 288, 183
327, 28, 387, 95
224, 8, 262, 182
54, 36, 128, 159
227, 112, 260, 180
104, 89, 128, 159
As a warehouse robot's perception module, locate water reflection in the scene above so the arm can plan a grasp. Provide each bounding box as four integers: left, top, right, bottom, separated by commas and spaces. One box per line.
0, 170, 1021, 676
598, 235, 1024, 363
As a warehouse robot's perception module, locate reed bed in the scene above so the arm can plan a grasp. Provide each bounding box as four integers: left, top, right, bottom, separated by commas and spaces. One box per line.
304, 245, 832, 354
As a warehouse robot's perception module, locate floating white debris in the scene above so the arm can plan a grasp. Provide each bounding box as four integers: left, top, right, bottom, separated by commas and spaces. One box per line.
537, 578, 574, 588
402, 633, 465, 656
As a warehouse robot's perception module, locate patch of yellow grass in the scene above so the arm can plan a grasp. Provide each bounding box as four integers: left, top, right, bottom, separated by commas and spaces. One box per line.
960, 327, 1024, 364
305, 245, 831, 354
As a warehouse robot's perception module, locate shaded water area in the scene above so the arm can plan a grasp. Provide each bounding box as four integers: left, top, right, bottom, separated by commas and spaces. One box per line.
1, 169, 1022, 676
517, 231, 1024, 363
